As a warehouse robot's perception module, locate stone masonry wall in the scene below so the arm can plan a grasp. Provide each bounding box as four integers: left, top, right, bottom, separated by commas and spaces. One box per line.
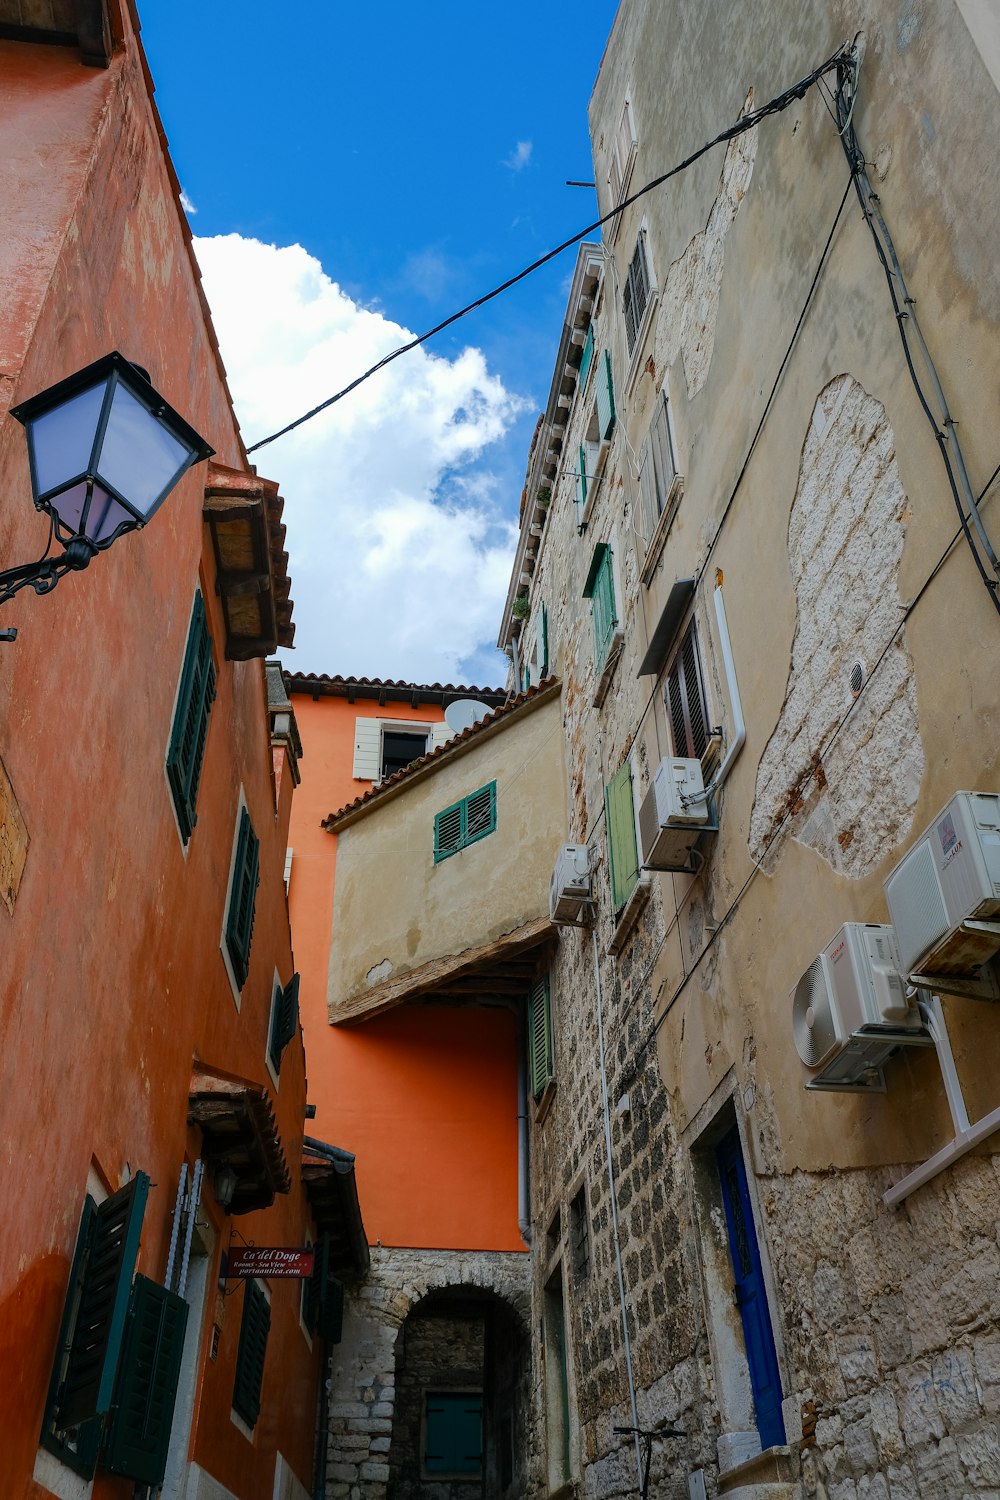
327, 1248, 532, 1500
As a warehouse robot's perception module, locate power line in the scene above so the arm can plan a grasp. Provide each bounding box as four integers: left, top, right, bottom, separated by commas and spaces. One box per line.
245, 44, 851, 456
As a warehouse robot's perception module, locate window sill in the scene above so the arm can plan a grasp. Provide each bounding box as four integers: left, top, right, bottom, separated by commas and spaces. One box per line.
639, 475, 684, 587
592, 630, 624, 708
533, 1079, 557, 1124
608, 875, 651, 956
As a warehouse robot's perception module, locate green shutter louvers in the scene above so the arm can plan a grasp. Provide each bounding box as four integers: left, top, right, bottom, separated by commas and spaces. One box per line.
303, 1234, 342, 1341
433, 782, 497, 862
232, 1280, 270, 1428
103, 1276, 189, 1485
166, 591, 216, 843
40, 1198, 102, 1477
596, 351, 616, 441
576, 442, 588, 514
268, 973, 300, 1074
528, 976, 554, 1099
605, 762, 640, 911
579, 323, 595, 389
226, 808, 260, 989
583, 544, 618, 667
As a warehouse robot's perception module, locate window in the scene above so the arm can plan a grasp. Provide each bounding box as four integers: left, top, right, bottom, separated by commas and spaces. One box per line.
569, 1187, 590, 1283
424, 1392, 483, 1477
604, 761, 639, 912
268, 972, 300, 1076
40, 1174, 188, 1488
225, 807, 260, 990
524, 604, 549, 692
303, 1235, 345, 1343
166, 590, 216, 843
582, 543, 618, 669
528, 975, 554, 1099
665, 619, 709, 760
232, 1280, 270, 1429
595, 350, 616, 443
607, 97, 637, 229
638, 388, 680, 545
433, 781, 497, 863
381, 728, 429, 778
623, 231, 652, 355
578, 322, 595, 389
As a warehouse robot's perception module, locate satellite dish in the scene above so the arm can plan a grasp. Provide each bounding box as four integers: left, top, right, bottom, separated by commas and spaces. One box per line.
444, 699, 491, 735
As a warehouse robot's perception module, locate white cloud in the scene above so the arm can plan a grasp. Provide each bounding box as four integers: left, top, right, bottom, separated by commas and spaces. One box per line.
503, 140, 533, 172
193, 234, 526, 685
179, 188, 197, 215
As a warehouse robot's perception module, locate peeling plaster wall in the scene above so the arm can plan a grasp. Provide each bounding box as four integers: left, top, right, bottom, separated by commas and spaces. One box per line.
749, 374, 924, 877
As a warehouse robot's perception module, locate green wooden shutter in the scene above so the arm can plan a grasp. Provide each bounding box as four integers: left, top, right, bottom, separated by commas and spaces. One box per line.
605, 762, 639, 911
226, 808, 260, 988
166, 591, 216, 843
233, 1281, 270, 1428
584, 545, 618, 667
465, 782, 496, 844
596, 351, 616, 441
425, 1392, 483, 1475
578, 323, 595, 389
40, 1197, 102, 1477
58, 1173, 150, 1428
434, 799, 464, 862
303, 1234, 342, 1341
527, 976, 553, 1099
576, 442, 588, 514
269, 972, 300, 1074
103, 1275, 189, 1485
537, 604, 548, 678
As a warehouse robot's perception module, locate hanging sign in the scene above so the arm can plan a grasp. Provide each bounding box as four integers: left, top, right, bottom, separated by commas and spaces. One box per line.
225, 1246, 315, 1279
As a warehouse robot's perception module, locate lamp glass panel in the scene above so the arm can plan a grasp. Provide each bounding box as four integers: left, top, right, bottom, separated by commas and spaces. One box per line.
29, 382, 106, 499
52, 480, 135, 543
97, 382, 193, 518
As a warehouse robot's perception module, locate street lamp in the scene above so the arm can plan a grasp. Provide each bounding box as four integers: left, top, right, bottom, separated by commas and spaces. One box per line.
2, 351, 214, 638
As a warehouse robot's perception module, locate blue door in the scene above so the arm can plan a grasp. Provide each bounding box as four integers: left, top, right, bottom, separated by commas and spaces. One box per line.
716, 1126, 786, 1450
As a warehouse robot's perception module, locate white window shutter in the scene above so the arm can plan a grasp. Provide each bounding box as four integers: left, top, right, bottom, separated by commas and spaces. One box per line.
352, 718, 381, 780
430, 722, 453, 751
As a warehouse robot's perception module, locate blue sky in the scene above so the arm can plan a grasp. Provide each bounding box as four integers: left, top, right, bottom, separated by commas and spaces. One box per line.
140, 1, 620, 686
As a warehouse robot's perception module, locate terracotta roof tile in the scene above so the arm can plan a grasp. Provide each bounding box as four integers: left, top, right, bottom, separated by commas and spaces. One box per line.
322, 676, 560, 828
286, 672, 506, 699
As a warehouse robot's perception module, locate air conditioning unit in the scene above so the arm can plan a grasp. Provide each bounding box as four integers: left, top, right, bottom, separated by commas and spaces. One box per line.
638, 758, 709, 871
550, 844, 592, 925
791, 923, 929, 1091
884, 791, 1000, 979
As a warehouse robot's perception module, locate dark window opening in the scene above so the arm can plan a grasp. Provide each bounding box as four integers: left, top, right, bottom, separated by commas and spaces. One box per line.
382, 730, 428, 779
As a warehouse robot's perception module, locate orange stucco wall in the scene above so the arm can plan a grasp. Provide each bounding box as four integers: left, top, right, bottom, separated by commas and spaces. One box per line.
0, 24, 320, 1500
288, 693, 526, 1252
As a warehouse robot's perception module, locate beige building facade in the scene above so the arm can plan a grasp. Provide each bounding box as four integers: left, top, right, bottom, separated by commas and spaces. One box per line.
499, 2, 1000, 1496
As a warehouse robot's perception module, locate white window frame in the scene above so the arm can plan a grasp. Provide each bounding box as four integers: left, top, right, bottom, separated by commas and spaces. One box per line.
352, 717, 447, 782
623, 224, 658, 390
606, 96, 637, 241
638, 384, 684, 582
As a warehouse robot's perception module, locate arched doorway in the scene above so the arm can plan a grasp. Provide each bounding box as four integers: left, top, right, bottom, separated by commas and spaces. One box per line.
386, 1285, 530, 1499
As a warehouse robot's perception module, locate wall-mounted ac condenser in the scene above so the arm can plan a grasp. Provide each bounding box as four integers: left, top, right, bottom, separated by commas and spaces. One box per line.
884, 791, 1000, 979
791, 923, 928, 1091
638, 757, 709, 871
549, 843, 592, 925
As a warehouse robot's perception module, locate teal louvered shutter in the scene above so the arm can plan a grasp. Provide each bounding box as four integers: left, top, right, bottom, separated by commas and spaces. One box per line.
465, 782, 496, 845
40, 1198, 102, 1477
596, 351, 616, 441
425, 1392, 483, 1475
58, 1173, 150, 1429
605, 762, 639, 911
537, 604, 548, 678
303, 1237, 323, 1335
583, 544, 618, 666
434, 799, 464, 862
103, 1276, 189, 1485
578, 323, 595, 389
166, 592, 216, 843
527, 976, 553, 1099
319, 1270, 344, 1343
269, 972, 300, 1074
226, 808, 260, 988
576, 442, 588, 513
233, 1281, 270, 1428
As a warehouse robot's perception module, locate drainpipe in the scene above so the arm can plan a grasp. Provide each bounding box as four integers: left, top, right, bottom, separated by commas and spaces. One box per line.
700, 574, 746, 802
517, 1007, 532, 1244
592, 926, 641, 1488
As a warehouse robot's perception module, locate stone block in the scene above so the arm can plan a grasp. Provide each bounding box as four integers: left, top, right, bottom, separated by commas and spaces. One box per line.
958, 1423, 1000, 1489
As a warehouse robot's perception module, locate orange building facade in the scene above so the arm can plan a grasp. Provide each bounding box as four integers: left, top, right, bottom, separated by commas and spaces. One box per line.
0, 8, 363, 1499
286, 676, 517, 1250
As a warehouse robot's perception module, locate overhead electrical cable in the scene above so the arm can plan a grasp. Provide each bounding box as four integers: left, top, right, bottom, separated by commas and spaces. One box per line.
245, 44, 851, 455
